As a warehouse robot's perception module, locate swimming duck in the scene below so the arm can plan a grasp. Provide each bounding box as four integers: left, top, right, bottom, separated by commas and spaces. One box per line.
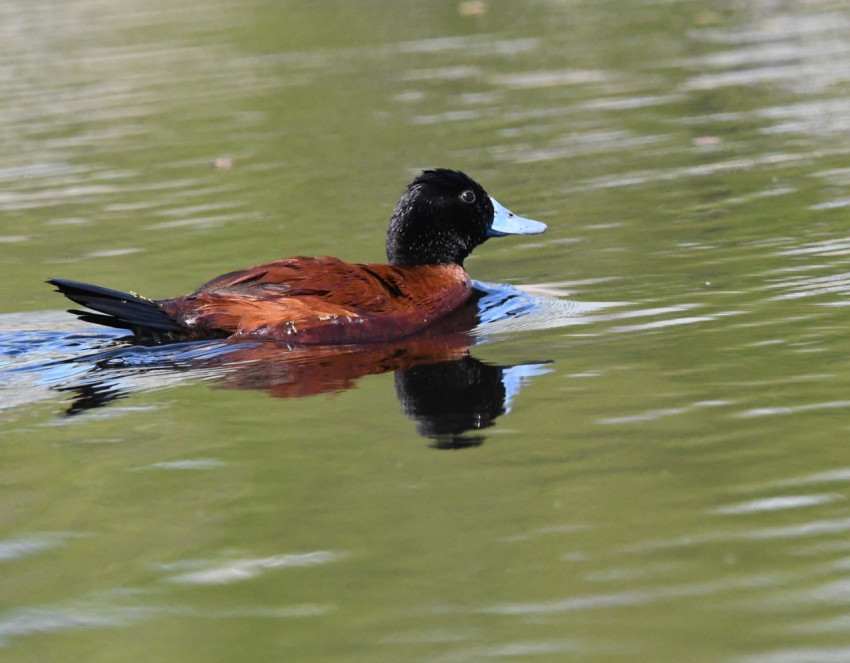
49, 169, 546, 344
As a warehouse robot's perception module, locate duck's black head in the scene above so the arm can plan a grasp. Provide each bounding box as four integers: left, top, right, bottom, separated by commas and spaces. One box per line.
386, 169, 546, 267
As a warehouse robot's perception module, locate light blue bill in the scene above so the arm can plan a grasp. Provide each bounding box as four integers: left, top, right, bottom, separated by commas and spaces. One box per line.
487, 197, 547, 237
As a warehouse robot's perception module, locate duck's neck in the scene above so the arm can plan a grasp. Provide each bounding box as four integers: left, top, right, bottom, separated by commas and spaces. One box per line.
385, 226, 472, 267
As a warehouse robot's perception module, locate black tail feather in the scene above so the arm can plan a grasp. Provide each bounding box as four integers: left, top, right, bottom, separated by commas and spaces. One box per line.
48, 278, 185, 336
67, 309, 147, 331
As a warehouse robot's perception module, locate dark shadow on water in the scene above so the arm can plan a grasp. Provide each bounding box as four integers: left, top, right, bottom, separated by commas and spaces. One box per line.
1, 284, 568, 447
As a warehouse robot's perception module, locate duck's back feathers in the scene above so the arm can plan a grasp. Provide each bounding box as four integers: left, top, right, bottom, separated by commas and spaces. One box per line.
162, 257, 472, 344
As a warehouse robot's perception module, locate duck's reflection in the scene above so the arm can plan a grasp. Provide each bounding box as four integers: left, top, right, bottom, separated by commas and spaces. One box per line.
395, 356, 549, 449
54, 291, 551, 447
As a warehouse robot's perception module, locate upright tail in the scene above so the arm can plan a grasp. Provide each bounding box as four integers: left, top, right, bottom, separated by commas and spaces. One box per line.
48, 278, 186, 341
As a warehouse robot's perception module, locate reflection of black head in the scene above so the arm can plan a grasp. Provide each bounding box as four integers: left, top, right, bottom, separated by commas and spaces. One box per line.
394, 355, 507, 448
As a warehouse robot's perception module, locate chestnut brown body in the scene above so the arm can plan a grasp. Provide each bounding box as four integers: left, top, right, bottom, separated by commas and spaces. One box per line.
159, 258, 472, 343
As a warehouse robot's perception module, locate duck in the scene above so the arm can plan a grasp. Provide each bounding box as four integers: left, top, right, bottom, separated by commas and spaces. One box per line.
48, 169, 546, 345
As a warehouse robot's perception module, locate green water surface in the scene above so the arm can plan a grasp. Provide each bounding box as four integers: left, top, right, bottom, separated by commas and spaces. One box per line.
4, 1, 850, 661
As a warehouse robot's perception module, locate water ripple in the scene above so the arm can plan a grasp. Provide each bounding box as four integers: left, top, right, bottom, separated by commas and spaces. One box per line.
735, 647, 850, 663
128, 458, 227, 472
626, 517, 850, 553
765, 468, 850, 489
0, 535, 65, 562
479, 580, 749, 616
711, 494, 844, 515
164, 551, 345, 585
736, 401, 850, 418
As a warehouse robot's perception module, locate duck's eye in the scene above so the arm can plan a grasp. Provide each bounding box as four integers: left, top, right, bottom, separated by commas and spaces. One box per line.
460, 190, 476, 204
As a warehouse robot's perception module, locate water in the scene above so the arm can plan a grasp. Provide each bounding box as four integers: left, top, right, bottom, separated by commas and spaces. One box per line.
3, 0, 850, 660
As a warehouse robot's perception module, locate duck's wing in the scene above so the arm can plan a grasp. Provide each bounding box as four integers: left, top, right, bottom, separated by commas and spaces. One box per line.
162, 257, 472, 344
190, 257, 344, 297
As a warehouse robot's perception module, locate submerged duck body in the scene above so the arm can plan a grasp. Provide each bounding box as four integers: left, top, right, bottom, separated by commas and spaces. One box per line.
49, 169, 546, 345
